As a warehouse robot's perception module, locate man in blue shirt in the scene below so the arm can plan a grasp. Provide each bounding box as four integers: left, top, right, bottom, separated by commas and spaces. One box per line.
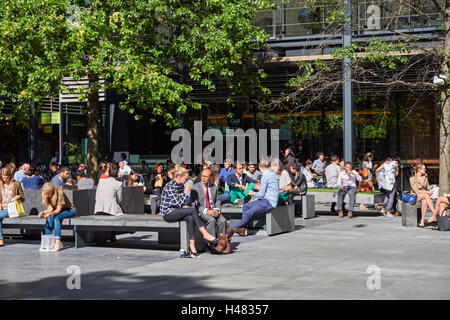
13, 163, 30, 183
312, 152, 326, 175
227, 157, 279, 236
50, 167, 72, 189
218, 160, 234, 203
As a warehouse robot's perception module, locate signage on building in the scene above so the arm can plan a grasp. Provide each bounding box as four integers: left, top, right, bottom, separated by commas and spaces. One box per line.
41, 112, 60, 125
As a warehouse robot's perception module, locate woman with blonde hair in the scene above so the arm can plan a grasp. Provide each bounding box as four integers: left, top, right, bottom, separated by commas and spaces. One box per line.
160, 165, 218, 257
409, 162, 435, 227
38, 182, 77, 251
0, 168, 25, 246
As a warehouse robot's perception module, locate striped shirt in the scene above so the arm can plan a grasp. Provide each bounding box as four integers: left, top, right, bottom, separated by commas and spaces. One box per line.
160, 180, 189, 216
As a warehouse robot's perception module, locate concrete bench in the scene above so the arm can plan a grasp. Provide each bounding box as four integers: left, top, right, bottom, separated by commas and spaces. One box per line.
71, 215, 204, 253
292, 194, 316, 219
221, 204, 295, 236
308, 190, 384, 205
402, 200, 438, 227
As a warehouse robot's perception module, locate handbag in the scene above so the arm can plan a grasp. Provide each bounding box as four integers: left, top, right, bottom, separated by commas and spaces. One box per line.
212, 233, 232, 254
437, 216, 450, 231
40, 234, 56, 252
7, 200, 27, 218
401, 193, 417, 205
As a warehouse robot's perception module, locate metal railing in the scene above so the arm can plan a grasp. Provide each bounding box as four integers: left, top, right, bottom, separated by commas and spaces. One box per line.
253, 0, 444, 40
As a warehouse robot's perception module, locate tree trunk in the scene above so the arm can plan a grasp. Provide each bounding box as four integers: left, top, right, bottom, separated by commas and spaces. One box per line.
438, 0, 450, 195
87, 73, 99, 183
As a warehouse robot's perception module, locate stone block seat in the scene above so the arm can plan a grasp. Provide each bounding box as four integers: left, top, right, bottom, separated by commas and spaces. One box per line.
220, 203, 295, 236
308, 189, 384, 205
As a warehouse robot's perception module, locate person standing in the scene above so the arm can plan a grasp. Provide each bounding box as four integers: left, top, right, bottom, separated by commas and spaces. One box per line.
226, 157, 279, 236
336, 162, 362, 218
0, 168, 25, 247
325, 155, 341, 189
376, 157, 399, 217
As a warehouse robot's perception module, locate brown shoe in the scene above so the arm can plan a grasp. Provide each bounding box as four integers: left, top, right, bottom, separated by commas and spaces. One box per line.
227, 227, 247, 237
226, 228, 234, 237
347, 211, 353, 218
394, 211, 401, 216
338, 210, 344, 218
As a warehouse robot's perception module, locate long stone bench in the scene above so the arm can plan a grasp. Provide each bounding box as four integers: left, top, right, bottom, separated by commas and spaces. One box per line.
221, 204, 295, 236
308, 190, 384, 205
71, 214, 204, 252
292, 194, 316, 219
2, 214, 203, 253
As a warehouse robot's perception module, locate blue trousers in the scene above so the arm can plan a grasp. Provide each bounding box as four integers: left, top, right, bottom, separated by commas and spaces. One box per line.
0, 209, 9, 239
44, 208, 77, 239
218, 191, 231, 203
234, 199, 274, 228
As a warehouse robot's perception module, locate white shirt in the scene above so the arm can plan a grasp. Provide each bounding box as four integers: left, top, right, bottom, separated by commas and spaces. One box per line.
118, 165, 132, 177
202, 184, 218, 215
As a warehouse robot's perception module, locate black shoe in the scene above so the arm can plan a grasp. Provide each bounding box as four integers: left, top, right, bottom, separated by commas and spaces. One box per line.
204, 238, 219, 246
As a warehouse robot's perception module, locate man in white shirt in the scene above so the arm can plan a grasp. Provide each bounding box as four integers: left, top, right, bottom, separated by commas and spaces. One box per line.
118, 161, 132, 177
336, 162, 362, 218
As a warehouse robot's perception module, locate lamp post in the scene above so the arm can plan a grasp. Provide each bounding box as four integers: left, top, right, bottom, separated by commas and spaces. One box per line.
343, 0, 353, 163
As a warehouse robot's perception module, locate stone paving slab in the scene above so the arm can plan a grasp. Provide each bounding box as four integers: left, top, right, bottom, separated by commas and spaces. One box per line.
0, 214, 449, 300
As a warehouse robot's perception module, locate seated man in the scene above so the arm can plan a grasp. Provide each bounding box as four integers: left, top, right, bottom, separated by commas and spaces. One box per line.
75, 170, 95, 190
325, 155, 341, 189
118, 161, 132, 178
226, 162, 258, 204
226, 157, 279, 236
244, 163, 261, 181
336, 162, 362, 218
50, 166, 73, 189
190, 168, 226, 245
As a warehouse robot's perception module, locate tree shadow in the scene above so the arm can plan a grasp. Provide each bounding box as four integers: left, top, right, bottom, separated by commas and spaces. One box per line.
0, 270, 246, 300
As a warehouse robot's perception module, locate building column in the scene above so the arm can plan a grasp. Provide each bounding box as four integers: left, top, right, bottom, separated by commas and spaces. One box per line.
343, 0, 354, 163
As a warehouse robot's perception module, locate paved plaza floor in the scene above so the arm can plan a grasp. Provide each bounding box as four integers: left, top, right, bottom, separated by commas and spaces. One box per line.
0, 214, 449, 300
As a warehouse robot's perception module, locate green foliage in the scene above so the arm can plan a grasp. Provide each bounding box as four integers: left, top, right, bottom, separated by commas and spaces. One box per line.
0, 0, 274, 126
64, 142, 85, 164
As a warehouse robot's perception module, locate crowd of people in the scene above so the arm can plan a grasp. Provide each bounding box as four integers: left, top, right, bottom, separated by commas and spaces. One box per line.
0, 148, 449, 253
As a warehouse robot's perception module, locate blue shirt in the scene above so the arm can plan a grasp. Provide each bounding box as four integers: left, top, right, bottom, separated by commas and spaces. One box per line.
312, 159, 326, 171
21, 176, 47, 190
13, 170, 26, 183
253, 170, 279, 209
219, 167, 234, 187
51, 175, 65, 189
378, 169, 385, 190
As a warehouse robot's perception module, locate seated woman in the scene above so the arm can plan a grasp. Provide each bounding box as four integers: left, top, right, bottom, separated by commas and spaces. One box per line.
226, 162, 257, 204
160, 165, 218, 258
148, 162, 169, 215
289, 163, 307, 201
303, 160, 317, 189
38, 182, 77, 251
274, 159, 292, 206
0, 168, 25, 247
94, 162, 124, 216
428, 194, 450, 223
21, 165, 47, 190
127, 170, 147, 192
409, 162, 435, 227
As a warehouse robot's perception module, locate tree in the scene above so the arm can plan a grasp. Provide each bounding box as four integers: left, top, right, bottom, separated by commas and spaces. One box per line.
0, 0, 274, 179
260, 0, 449, 194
